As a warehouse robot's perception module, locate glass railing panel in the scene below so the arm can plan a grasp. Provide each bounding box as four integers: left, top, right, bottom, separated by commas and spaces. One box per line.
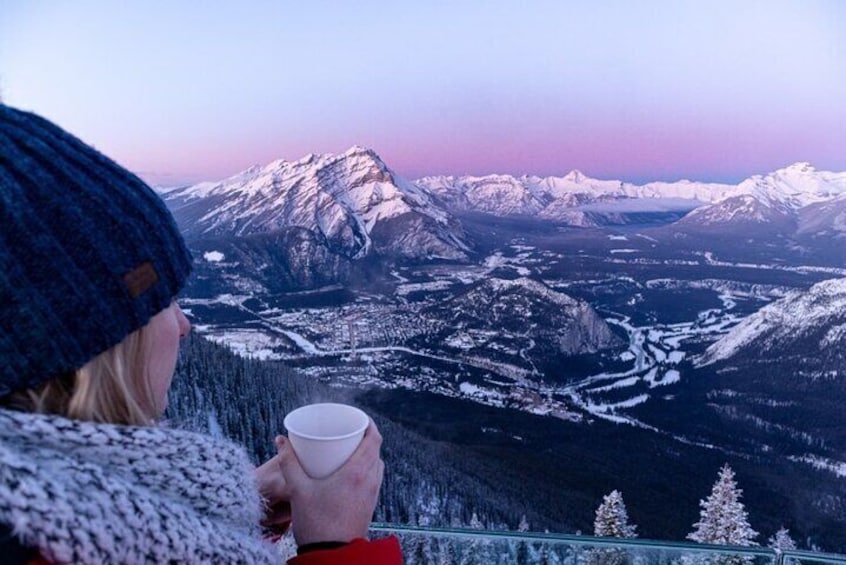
781, 550, 846, 565
369, 524, 807, 565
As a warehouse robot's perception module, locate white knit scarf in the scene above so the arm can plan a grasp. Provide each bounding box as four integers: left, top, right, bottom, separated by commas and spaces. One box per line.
0, 408, 281, 564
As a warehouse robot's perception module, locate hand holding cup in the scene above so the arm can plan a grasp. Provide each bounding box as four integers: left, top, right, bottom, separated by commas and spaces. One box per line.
277, 405, 385, 546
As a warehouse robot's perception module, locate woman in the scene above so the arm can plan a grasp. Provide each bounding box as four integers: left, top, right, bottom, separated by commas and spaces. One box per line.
0, 104, 402, 564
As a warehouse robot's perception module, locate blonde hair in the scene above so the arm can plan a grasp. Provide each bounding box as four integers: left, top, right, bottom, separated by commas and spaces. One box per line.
3, 327, 159, 426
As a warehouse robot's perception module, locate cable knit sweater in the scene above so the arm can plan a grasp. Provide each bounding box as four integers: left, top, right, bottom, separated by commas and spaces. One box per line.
0, 408, 281, 564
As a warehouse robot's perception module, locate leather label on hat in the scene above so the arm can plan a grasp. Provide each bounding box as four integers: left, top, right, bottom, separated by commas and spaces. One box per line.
124, 261, 159, 298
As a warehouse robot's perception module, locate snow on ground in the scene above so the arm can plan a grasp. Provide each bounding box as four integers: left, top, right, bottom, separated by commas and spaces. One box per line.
609, 394, 650, 409
203, 251, 225, 262
395, 280, 453, 296
591, 376, 640, 392
788, 455, 846, 478
279, 329, 320, 354
700, 251, 846, 277
203, 330, 286, 360
390, 270, 410, 283
483, 251, 534, 276
584, 394, 649, 418
182, 293, 251, 307
458, 382, 503, 406
484, 252, 508, 269
648, 344, 667, 362
642, 367, 659, 387
660, 370, 681, 385
445, 333, 476, 349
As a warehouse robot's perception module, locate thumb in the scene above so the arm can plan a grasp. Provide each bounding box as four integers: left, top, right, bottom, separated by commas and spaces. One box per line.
276, 436, 309, 485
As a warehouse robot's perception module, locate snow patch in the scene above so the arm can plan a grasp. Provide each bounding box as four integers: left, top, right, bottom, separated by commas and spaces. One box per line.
789, 455, 846, 478
203, 251, 225, 262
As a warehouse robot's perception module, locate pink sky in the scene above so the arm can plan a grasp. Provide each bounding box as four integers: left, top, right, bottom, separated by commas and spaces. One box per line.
2, 1, 844, 185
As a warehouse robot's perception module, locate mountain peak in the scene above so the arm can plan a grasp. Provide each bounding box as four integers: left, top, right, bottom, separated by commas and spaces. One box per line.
780, 162, 815, 174
564, 169, 586, 183
343, 145, 380, 160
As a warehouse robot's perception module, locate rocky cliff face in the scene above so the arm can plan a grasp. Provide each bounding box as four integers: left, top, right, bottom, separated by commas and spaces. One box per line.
428, 277, 621, 356
185, 228, 354, 296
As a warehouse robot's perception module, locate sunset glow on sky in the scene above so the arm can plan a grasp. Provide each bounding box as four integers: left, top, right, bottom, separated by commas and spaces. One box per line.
1, 1, 844, 185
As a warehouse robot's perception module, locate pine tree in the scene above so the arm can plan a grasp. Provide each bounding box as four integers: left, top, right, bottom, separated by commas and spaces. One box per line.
515, 515, 531, 564
588, 491, 637, 565
688, 464, 759, 546
518, 515, 530, 532
768, 527, 797, 552
458, 512, 486, 565
594, 490, 638, 538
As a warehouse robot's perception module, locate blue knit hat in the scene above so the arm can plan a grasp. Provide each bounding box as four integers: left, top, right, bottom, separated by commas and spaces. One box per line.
0, 105, 193, 396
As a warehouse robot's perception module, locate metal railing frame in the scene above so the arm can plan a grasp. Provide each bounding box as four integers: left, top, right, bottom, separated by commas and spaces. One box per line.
370, 523, 846, 564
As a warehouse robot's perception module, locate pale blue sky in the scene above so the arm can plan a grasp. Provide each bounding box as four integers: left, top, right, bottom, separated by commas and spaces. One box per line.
1, 1, 843, 185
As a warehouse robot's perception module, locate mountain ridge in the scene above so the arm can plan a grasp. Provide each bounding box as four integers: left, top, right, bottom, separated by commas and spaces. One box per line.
163, 146, 471, 261
416, 162, 846, 227
697, 277, 846, 367
160, 147, 846, 234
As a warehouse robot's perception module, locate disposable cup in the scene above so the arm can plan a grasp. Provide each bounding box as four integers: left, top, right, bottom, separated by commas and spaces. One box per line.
283, 403, 369, 478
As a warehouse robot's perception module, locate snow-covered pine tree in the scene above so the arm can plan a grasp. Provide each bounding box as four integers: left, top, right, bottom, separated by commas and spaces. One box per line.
588, 491, 637, 565
688, 464, 759, 546
518, 515, 530, 533
594, 490, 638, 538
458, 512, 488, 565
768, 527, 797, 552
515, 515, 531, 564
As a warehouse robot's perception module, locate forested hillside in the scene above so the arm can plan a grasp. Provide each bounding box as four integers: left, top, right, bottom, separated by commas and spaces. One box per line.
167, 336, 824, 561
166, 336, 547, 533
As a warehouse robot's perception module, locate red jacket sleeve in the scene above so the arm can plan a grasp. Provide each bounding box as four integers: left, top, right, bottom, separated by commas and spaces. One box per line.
287, 536, 403, 565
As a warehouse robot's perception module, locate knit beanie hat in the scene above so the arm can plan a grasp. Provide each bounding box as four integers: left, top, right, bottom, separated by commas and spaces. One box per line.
0, 105, 193, 397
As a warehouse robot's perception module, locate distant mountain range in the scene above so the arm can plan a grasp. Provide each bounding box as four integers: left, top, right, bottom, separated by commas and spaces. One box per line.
159, 148, 846, 292
163, 149, 846, 239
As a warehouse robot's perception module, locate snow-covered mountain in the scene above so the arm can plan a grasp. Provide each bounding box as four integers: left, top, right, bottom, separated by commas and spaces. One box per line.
678, 163, 846, 229
417, 163, 846, 230
697, 277, 846, 367
163, 146, 470, 260
416, 170, 736, 225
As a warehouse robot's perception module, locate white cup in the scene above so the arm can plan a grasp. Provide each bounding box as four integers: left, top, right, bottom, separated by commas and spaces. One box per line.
283, 403, 369, 479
